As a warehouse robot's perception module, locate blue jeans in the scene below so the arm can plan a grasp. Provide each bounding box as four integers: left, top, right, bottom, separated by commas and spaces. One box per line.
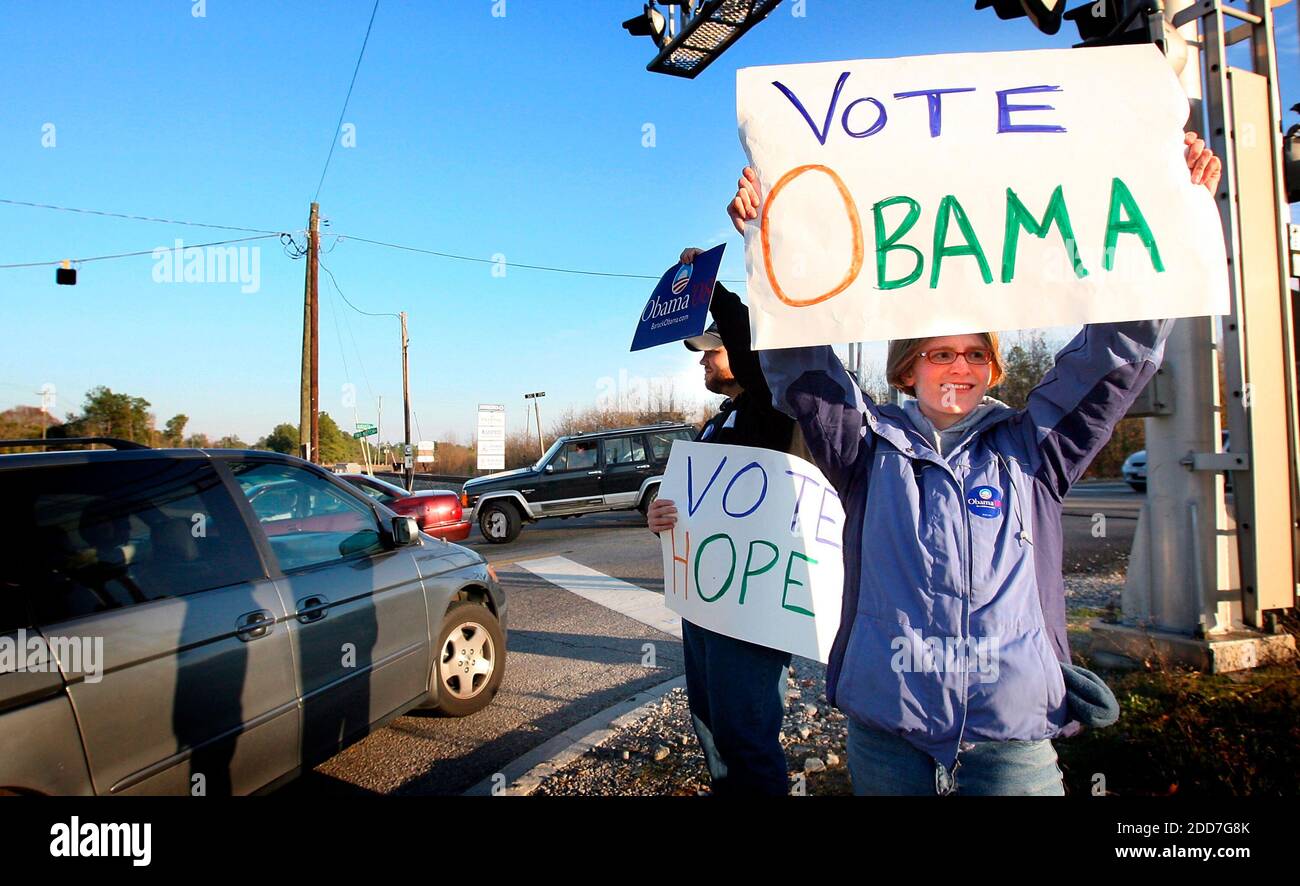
845, 718, 1065, 796
681, 619, 792, 796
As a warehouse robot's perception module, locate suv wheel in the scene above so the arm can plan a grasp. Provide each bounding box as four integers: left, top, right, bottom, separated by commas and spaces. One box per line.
478, 500, 521, 544
421, 601, 505, 717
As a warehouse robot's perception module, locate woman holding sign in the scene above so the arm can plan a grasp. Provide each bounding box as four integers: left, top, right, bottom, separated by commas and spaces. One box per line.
676, 133, 1219, 796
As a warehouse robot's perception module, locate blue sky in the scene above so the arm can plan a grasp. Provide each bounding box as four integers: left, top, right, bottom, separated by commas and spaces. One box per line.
2, 0, 1298, 444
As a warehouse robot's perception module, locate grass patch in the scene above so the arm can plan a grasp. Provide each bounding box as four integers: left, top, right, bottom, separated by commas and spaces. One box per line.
1057, 659, 1300, 796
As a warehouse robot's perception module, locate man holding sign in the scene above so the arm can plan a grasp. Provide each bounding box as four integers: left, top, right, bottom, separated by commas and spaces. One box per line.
647, 273, 805, 797
718, 122, 1221, 794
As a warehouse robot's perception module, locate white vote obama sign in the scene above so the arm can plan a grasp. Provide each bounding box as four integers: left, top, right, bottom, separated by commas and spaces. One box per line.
736, 45, 1229, 348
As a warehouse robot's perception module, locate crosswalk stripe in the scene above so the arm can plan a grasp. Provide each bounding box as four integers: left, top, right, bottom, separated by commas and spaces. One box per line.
512, 555, 682, 639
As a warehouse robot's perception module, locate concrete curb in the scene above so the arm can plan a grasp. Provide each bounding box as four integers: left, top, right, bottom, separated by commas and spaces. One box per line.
463, 675, 687, 796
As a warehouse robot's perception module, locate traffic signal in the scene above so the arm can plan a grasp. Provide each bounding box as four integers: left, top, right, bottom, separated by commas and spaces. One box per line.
622, 2, 669, 49
1063, 0, 1165, 47
974, 0, 1066, 35
978, 1, 1178, 56
625, 1, 784, 79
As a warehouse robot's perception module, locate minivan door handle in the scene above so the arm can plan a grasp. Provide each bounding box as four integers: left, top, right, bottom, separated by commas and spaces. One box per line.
236, 610, 275, 642
295, 595, 331, 624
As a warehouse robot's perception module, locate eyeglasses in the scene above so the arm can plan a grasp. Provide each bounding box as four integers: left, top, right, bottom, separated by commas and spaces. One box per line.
916, 348, 994, 366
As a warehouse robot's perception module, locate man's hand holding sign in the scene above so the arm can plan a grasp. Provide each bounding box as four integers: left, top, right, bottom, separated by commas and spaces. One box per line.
630, 244, 726, 352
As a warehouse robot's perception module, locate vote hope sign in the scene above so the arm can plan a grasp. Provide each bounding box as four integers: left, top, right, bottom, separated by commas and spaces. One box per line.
658, 441, 844, 662
736, 45, 1230, 348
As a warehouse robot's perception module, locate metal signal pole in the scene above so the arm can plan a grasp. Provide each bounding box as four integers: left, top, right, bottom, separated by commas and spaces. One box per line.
1098, 0, 1299, 672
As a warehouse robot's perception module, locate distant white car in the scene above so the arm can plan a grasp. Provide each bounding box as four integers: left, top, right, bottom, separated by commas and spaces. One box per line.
1121, 450, 1147, 492
1122, 431, 1232, 494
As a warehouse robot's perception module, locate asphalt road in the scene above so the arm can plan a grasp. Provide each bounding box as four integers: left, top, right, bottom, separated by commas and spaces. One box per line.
278, 510, 676, 796
281, 481, 1143, 796
1061, 481, 1141, 573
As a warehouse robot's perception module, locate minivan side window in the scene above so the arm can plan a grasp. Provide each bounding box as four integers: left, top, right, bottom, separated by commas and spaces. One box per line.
0, 459, 264, 629
229, 462, 384, 572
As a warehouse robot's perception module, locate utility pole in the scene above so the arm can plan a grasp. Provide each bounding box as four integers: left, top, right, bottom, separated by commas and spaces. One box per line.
401, 311, 413, 491
37, 386, 52, 440
525, 391, 546, 456
299, 202, 321, 463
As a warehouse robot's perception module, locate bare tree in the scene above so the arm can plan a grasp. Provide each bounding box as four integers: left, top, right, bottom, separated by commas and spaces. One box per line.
991, 330, 1058, 410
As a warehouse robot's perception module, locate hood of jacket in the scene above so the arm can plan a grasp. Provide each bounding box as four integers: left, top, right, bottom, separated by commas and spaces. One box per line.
900, 396, 1014, 458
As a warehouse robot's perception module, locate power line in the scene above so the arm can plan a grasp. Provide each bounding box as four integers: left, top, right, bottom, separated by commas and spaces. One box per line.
321, 265, 353, 383
328, 233, 748, 284
317, 256, 385, 404
319, 257, 376, 404
0, 234, 281, 270
0, 198, 747, 285
318, 256, 400, 319
0, 198, 284, 235
314, 0, 381, 203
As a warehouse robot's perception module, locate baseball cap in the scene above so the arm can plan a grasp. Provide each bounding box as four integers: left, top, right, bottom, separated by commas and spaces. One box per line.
684, 321, 723, 352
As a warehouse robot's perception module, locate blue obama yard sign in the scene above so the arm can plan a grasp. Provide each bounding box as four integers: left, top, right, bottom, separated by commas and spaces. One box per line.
630, 243, 725, 352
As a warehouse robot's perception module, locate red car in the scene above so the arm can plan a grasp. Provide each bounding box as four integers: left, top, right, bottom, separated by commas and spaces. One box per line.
342, 474, 472, 542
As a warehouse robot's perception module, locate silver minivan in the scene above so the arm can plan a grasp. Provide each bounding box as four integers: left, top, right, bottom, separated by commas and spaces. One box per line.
0, 440, 507, 795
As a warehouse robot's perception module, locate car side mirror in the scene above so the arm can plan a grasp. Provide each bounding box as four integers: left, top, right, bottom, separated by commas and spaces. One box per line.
544, 465, 554, 474
392, 516, 420, 546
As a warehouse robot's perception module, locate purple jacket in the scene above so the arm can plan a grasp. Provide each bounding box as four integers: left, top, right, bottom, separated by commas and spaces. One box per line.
759, 320, 1173, 767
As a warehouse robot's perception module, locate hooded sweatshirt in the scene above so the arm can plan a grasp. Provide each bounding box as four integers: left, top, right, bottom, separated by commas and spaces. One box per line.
901, 397, 1011, 458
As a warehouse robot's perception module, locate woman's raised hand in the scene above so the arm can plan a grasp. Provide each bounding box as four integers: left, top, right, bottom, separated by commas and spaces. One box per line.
1185, 131, 1222, 194
728, 167, 763, 235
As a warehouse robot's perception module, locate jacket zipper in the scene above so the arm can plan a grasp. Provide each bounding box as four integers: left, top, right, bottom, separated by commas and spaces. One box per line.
951, 480, 974, 784
914, 451, 973, 783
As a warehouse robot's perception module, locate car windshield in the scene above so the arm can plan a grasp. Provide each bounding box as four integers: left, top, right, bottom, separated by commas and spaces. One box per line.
533, 438, 565, 471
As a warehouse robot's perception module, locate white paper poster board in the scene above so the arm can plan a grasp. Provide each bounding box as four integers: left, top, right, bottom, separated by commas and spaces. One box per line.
736, 45, 1230, 348
658, 441, 844, 662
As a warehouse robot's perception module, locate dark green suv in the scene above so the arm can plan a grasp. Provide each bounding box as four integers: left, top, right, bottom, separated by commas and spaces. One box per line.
463, 423, 695, 544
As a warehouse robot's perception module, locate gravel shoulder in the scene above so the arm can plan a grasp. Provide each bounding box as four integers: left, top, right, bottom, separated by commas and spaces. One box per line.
532, 572, 1124, 797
